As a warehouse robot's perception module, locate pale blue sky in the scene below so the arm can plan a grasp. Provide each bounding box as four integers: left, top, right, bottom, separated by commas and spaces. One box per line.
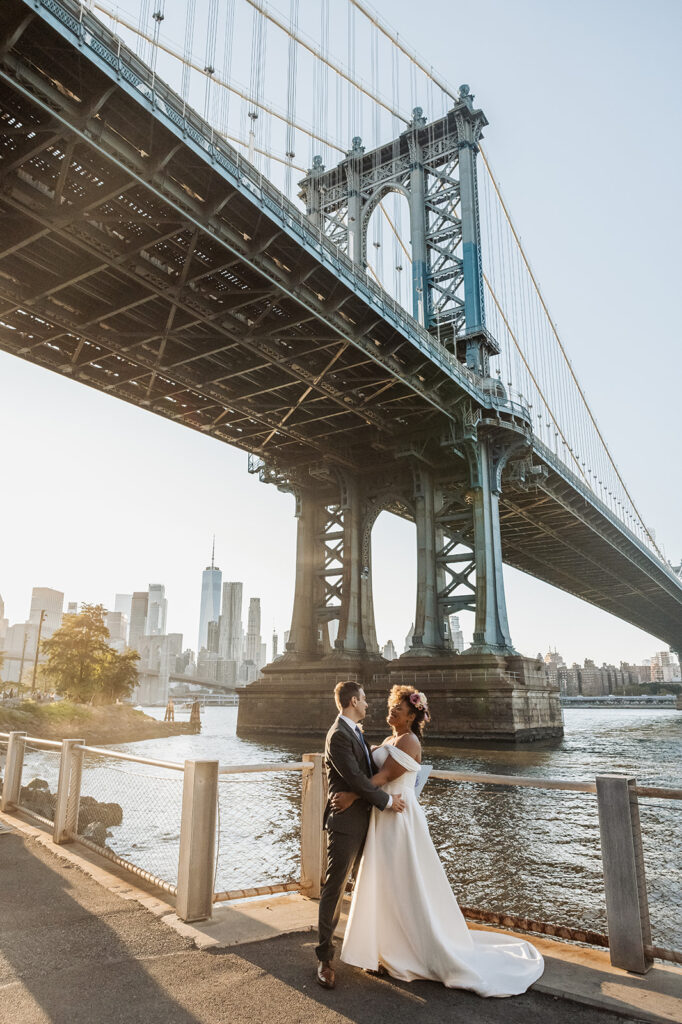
1, 0, 680, 664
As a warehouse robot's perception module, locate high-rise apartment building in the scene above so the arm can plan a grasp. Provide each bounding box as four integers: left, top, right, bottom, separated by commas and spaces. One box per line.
29, 587, 64, 639
198, 543, 222, 653
448, 614, 465, 653
128, 591, 148, 653
382, 640, 397, 661
245, 597, 262, 667
219, 582, 243, 663
105, 611, 128, 652
207, 620, 220, 654
146, 584, 167, 635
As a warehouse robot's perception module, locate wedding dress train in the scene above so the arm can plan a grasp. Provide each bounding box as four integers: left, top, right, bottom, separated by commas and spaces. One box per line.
340, 744, 544, 997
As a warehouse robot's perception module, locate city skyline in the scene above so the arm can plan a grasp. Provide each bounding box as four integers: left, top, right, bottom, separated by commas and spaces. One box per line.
1, 0, 680, 667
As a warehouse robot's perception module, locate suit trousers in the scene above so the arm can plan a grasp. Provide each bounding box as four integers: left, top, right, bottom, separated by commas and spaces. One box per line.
315, 827, 365, 963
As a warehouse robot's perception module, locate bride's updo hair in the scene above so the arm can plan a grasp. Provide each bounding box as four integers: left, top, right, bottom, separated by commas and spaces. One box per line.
389, 684, 430, 741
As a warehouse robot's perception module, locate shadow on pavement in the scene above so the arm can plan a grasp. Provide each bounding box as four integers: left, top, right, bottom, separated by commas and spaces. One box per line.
229, 930, 638, 1024
0, 834, 201, 1024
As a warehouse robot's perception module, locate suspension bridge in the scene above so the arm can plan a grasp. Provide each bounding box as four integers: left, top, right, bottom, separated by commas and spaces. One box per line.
0, 0, 679, 738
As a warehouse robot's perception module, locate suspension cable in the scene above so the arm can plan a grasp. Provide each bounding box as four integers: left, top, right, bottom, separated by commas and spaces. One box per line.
478, 147, 662, 557
348, 0, 458, 104
241, 0, 408, 125
93, 2, 344, 154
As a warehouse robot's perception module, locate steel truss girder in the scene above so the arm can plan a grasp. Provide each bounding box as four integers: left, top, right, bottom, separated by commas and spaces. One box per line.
436, 498, 476, 628
299, 107, 471, 343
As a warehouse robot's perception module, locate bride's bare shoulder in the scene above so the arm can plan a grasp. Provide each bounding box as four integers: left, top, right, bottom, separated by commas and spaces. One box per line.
395, 732, 421, 761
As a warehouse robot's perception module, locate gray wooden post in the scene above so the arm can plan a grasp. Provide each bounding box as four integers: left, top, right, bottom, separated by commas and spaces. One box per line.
53, 739, 84, 844
176, 760, 218, 923
300, 753, 326, 898
596, 774, 652, 973
1, 731, 26, 812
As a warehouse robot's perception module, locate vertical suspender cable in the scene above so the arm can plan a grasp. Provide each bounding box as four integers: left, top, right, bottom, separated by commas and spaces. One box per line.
284, 0, 299, 199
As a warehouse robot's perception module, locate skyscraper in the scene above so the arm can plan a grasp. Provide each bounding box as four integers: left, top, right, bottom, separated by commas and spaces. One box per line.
128, 591, 148, 653
146, 584, 167, 635
219, 582, 243, 663
245, 597, 262, 667
198, 541, 222, 653
29, 587, 64, 639
448, 614, 465, 653
207, 620, 220, 654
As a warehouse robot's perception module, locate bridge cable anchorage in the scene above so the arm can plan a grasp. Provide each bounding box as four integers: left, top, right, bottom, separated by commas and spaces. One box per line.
478, 147, 664, 560
93, 2, 343, 154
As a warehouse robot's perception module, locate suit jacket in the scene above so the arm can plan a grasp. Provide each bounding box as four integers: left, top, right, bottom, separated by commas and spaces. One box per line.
323, 716, 390, 836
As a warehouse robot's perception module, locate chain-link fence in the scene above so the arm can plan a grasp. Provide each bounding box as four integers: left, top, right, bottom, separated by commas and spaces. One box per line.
639, 797, 682, 957
16, 739, 63, 826
215, 767, 303, 898
421, 778, 607, 938
76, 750, 184, 888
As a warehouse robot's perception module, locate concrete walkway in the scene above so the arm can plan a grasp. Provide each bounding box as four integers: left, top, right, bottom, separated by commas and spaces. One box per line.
1, 815, 681, 1024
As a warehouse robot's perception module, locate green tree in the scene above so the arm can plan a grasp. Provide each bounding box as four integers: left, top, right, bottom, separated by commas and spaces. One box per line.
98, 647, 140, 704
41, 604, 124, 703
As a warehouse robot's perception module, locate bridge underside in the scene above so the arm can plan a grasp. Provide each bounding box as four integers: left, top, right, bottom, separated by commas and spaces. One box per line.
0, 0, 680, 656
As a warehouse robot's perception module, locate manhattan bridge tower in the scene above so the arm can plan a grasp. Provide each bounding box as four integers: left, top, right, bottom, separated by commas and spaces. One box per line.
239, 88, 562, 742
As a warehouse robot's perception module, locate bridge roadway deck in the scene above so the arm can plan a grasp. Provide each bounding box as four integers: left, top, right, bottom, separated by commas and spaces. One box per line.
3, 813, 681, 1024
0, 0, 681, 646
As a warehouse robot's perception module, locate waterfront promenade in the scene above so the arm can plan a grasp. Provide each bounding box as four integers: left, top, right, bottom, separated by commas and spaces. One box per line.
2, 812, 681, 1024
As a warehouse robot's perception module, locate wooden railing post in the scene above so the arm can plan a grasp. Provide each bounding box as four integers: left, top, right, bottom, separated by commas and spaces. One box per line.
1, 731, 26, 812
53, 739, 84, 844
176, 760, 218, 923
596, 774, 652, 973
300, 753, 326, 898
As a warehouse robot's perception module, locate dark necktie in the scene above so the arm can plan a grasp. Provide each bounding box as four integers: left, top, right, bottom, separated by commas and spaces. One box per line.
355, 726, 372, 773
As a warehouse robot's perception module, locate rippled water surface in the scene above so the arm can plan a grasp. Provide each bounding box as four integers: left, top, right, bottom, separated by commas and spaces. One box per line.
18, 706, 681, 948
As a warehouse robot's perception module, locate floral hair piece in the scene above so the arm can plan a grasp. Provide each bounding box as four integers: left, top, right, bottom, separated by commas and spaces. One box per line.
408, 690, 431, 720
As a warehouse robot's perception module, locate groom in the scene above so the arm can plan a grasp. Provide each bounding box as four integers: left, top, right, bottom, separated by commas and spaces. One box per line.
315, 680, 405, 990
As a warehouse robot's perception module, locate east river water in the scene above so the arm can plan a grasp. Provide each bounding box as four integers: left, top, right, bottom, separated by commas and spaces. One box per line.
17, 706, 681, 950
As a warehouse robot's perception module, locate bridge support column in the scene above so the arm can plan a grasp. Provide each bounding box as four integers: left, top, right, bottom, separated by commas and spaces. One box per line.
404, 466, 445, 655
335, 475, 365, 654
406, 115, 429, 328
284, 490, 323, 661
466, 439, 514, 654
454, 86, 489, 374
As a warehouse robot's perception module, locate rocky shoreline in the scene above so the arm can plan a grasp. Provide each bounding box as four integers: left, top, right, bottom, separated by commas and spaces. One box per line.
0, 701, 198, 745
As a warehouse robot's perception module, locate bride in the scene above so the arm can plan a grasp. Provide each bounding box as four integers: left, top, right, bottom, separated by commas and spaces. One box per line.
333, 685, 544, 998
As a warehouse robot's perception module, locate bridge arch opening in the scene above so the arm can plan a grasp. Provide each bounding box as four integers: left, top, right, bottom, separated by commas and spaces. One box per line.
364, 190, 413, 317
370, 509, 417, 660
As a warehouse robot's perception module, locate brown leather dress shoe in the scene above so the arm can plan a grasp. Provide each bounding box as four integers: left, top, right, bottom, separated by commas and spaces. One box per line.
316, 960, 336, 989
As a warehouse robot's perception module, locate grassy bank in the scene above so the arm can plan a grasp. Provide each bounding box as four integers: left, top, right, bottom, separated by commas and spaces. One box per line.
0, 700, 197, 745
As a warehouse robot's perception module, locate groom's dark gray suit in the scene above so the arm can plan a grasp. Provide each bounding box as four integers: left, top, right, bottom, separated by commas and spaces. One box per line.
315, 715, 390, 964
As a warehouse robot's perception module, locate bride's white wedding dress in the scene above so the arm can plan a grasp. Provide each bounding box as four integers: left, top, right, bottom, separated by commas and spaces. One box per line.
340, 744, 544, 997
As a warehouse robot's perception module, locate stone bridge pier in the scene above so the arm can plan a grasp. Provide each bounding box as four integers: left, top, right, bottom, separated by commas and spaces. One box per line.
237, 437, 563, 742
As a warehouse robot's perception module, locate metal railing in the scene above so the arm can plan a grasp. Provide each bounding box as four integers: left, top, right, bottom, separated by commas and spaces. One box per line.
214, 759, 316, 902
1, 729, 679, 970
425, 768, 681, 969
